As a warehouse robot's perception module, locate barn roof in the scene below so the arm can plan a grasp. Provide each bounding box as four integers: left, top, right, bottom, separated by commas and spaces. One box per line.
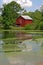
21, 15, 32, 20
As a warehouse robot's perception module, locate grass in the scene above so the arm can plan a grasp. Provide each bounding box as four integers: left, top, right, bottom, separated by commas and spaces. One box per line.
0, 29, 43, 31
11, 26, 24, 30
0, 30, 43, 34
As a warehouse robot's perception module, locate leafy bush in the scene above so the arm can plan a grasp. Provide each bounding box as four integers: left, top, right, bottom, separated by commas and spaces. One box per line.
39, 22, 43, 30
24, 24, 34, 30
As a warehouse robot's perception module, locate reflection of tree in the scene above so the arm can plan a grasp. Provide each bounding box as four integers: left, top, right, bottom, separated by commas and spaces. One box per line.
41, 43, 43, 47
3, 31, 9, 39
3, 31, 16, 39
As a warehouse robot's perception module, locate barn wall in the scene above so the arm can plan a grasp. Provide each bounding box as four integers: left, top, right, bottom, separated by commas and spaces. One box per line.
16, 16, 32, 27
16, 16, 25, 26
23, 20, 32, 26
25, 20, 32, 23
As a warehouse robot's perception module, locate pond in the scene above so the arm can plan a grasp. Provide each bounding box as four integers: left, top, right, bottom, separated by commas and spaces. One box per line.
0, 30, 43, 65
0, 40, 10, 65
0, 31, 43, 39
22, 39, 42, 52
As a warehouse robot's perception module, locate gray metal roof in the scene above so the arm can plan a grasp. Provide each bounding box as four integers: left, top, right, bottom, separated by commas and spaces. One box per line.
21, 15, 32, 20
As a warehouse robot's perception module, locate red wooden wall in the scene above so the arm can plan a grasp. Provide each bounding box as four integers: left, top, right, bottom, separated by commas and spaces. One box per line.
16, 16, 32, 27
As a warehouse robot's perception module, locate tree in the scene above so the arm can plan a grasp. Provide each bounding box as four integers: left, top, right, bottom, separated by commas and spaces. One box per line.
39, 22, 43, 30
0, 16, 3, 24
23, 9, 43, 30
2, 1, 22, 29
40, 5, 43, 21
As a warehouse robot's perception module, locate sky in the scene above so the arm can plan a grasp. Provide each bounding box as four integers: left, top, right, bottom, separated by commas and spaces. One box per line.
0, 0, 43, 11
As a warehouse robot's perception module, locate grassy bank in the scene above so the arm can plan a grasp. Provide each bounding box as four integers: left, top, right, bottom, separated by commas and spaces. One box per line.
0, 29, 43, 35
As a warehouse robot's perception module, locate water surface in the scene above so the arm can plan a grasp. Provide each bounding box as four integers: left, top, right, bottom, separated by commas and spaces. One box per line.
0, 40, 10, 65
0, 31, 43, 65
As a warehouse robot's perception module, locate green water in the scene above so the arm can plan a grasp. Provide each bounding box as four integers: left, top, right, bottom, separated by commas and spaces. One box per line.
0, 41, 10, 65
0, 31, 43, 65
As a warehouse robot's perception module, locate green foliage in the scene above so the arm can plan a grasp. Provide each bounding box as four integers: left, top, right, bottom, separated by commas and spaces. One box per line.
23, 9, 43, 30
24, 24, 34, 30
1, 3, 43, 30
0, 16, 3, 23
2, 1, 22, 29
39, 22, 43, 30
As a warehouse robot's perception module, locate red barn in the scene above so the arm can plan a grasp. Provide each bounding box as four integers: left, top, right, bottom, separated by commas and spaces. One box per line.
16, 15, 32, 27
